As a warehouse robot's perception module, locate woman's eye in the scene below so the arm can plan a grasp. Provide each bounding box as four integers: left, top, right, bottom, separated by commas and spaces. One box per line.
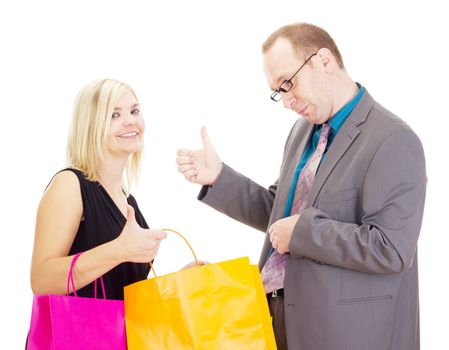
131, 109, 140, 115
112, 112, 120, 119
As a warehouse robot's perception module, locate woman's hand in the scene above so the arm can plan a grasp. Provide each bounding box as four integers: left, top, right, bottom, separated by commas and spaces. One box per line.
115, 205, 167, 263
181, 260, 209, 270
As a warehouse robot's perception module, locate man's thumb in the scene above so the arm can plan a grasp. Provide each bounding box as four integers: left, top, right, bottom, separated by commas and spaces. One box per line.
201, 126, 212, 148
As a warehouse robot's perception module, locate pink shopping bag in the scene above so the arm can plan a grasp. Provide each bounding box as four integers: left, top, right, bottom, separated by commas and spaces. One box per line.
27, 253, 127, 350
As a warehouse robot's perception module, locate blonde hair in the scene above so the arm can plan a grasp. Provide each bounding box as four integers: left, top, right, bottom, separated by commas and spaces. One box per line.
66, 79, 142, 192
262, 23, 344, 69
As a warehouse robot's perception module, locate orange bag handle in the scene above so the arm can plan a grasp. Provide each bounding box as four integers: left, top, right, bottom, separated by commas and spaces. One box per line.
149, 228, 199, 277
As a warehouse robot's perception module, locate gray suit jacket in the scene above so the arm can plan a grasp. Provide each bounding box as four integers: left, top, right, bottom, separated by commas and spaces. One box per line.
199, 90, 427, 350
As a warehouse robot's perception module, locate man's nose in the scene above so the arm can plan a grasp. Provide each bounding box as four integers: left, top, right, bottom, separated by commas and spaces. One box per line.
282, 92, 296, 109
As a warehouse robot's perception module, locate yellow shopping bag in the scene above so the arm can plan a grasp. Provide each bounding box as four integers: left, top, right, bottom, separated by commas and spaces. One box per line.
124, 229, 276, 350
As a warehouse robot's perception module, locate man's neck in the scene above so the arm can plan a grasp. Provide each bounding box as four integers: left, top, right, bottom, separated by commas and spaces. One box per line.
330, 75, 359, 117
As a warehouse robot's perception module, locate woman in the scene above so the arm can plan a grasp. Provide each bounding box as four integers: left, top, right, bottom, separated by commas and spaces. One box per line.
30, 79, 166, 300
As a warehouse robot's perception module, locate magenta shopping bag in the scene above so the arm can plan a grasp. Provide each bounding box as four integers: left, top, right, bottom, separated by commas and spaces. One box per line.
27, 253, 127, 350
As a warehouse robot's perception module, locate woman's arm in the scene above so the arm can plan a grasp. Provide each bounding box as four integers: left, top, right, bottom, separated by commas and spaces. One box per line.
30, 170, 166, 295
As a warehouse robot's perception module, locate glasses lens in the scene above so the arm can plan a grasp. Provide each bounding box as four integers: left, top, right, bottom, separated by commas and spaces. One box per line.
271, 91, 281, 102
279, 80, 292, 93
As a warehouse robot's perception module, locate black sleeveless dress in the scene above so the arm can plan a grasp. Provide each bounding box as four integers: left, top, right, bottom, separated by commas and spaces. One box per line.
61, 168, 150, 300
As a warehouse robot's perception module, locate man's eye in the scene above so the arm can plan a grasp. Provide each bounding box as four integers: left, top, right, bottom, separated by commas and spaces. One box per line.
279, 80, 292, 93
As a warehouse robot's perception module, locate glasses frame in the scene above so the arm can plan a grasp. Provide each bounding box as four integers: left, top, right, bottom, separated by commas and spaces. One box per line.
270, 52, 317, 102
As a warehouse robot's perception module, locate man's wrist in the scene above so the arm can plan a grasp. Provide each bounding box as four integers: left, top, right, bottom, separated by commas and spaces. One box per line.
211, 162, 224, 185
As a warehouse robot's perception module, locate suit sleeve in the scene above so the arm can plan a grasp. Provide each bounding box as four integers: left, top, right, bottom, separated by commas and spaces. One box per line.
198, 163, 277, 232
197, 120, 302, 233
289, 128, 427, 273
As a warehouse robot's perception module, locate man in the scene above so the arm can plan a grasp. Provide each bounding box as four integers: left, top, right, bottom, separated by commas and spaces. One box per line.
176, 23, 426, 350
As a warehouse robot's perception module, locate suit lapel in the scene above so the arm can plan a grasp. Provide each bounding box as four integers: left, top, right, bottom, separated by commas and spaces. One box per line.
307, 91, 375, 206
279, 123, 314, 208
259, 121, 314, 267
308, 122, 360, 206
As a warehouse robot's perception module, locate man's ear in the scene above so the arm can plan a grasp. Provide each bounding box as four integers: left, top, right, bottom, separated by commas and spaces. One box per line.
316, 48, 336, 73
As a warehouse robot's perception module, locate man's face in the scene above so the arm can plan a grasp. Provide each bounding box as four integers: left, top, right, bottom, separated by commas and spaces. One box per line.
263, 38, 333, 125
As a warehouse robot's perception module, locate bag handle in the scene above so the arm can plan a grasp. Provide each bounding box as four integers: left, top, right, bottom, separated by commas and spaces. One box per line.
149, 228, 199, 277
66, 252, 106, 299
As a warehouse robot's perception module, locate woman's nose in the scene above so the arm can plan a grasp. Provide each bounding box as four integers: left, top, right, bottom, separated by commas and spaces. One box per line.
123, 114, 137, 126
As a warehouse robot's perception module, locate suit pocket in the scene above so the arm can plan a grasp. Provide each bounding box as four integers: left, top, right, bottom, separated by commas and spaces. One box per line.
320, 188, 358, 203
338, 269, 397, 306
337, 294, 392, 305
318, 188, 359, 223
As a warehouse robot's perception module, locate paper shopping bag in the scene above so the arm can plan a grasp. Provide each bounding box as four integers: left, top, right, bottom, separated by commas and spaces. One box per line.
27, 253, 127, 350
124, 229, 276, 349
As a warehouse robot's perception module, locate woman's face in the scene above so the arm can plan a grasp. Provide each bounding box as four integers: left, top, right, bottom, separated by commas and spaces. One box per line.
107, 91, 145, 157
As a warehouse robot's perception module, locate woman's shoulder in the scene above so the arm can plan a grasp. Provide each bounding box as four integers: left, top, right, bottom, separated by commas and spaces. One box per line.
45, 168, 82, 198
56, 167, 86, 181
47, 168, 95, 190
38, 169, 83, 222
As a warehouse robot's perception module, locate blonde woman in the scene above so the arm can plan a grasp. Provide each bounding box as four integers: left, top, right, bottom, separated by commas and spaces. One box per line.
30, 79, 167, 300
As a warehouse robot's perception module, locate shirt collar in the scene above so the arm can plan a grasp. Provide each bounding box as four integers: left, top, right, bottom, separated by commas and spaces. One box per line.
328, 83, 365, 133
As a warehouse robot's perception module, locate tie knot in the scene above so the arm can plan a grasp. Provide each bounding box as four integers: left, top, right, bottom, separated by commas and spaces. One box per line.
320, 123, 331, 141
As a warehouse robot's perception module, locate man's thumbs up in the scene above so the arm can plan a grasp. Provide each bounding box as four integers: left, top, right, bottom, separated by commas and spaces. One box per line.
176, 126, 223, 185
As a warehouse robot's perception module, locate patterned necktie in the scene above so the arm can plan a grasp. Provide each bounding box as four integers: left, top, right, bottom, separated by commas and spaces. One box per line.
261, 124, 331, 293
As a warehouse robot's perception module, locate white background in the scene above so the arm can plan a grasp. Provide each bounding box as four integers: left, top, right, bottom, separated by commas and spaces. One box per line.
1, 0, 447, 348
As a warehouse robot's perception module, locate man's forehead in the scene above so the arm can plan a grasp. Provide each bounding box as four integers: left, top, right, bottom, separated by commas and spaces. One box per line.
266, 38, 304, 59
263, 39, 303, 87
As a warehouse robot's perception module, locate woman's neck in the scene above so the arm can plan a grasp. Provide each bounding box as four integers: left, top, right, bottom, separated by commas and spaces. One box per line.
96, 156, 127, 195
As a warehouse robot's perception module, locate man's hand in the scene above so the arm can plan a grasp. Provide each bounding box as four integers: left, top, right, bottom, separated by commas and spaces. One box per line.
176, 126, 223, 185
268, 214, 300, 254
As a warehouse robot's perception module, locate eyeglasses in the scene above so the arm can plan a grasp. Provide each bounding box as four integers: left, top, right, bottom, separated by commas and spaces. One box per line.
270, 53, 317, 102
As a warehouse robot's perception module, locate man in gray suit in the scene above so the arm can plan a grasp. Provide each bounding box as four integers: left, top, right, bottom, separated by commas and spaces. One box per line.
177, 23, 426, 350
